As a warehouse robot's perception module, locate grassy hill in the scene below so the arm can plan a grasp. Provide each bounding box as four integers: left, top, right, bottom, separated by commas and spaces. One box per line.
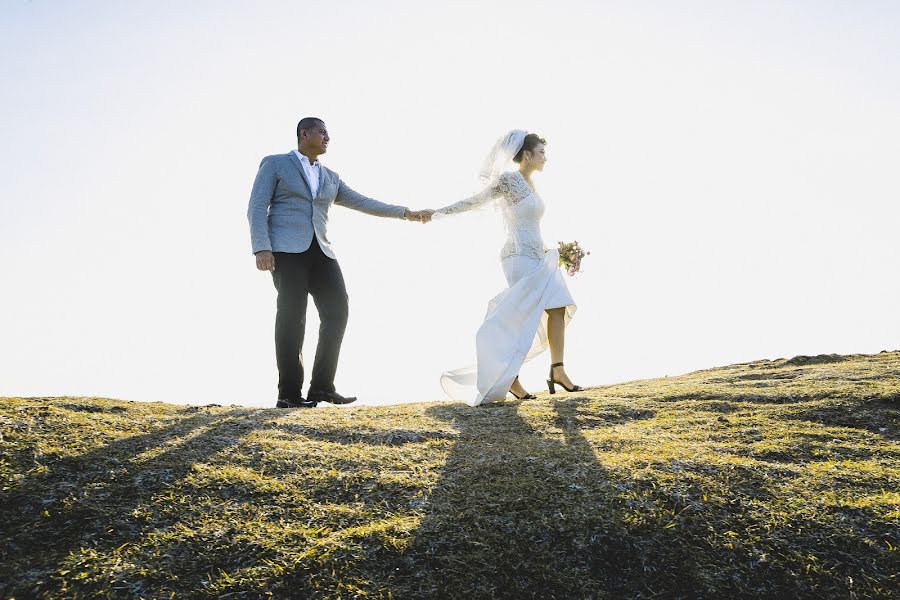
2, 352, 898, 599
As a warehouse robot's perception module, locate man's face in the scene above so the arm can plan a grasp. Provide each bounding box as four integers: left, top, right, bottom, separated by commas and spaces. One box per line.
302, 123, 330, 155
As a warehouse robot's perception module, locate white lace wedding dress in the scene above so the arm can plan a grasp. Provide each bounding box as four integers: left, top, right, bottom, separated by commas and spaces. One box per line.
435, 170, 577, 406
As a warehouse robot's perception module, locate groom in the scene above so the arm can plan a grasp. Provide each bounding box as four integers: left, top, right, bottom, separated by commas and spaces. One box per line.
248, 117, 432, 408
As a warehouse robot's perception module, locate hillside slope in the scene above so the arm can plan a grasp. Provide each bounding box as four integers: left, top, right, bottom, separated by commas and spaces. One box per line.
2, 352, 899, 598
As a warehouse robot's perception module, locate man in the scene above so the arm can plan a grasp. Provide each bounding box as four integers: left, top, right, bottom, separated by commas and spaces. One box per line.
247, 117, 432, 408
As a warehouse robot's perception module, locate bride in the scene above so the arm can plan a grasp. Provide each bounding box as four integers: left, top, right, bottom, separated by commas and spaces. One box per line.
431, 130, 582, 406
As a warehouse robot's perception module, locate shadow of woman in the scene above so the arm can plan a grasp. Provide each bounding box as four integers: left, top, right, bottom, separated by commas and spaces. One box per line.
385, 397, 656, 599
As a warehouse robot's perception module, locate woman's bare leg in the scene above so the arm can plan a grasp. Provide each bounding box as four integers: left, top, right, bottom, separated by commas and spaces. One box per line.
546, 307, 576, 388
509, 376, 531, 398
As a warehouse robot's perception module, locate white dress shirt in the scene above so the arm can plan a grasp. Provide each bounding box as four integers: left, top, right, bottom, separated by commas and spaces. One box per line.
293, 149, 320, 197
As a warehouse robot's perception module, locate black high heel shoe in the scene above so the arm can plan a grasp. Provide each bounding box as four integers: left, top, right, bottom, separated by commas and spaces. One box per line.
509, 376, 537, 400
547, 362, 583, 394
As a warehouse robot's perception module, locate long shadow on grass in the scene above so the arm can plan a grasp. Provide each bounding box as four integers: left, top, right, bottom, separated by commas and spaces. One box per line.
381, 396, 899, 599
264, 421, 458, 446
0, 407, 256, 596
381, 397, 682, 598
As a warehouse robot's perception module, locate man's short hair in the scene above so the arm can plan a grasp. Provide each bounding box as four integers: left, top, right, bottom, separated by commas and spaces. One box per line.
297, 117, 325, 139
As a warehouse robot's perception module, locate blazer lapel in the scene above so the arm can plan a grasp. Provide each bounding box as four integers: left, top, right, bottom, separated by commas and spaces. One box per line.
288, 151, 314, 197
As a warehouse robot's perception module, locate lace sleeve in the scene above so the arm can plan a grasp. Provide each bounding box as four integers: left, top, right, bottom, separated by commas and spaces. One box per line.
497, 171, 531, 206
435, 181, 502, 216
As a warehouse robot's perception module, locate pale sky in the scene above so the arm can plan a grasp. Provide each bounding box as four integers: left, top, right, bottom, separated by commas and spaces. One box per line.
2, 0, 899, 407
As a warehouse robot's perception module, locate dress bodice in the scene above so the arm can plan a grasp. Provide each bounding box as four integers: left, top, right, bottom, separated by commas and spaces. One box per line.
436, 171, 547, 260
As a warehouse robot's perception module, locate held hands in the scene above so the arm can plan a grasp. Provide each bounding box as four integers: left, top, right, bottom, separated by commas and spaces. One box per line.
404, 208, 435, 223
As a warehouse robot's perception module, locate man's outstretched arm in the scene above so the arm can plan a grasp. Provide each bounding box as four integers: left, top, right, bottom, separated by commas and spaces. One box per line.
334, 179, 432, 222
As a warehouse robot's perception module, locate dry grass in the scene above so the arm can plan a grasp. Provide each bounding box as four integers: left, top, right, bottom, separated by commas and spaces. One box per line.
1, 352, 898, 598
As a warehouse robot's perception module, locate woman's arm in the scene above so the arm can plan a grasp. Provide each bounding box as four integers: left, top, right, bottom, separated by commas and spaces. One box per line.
435, 180, 502, 216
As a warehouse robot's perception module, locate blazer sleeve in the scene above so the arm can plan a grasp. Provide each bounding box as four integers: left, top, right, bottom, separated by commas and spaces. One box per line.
247, 156, 277, 254
334, 176, 408, 219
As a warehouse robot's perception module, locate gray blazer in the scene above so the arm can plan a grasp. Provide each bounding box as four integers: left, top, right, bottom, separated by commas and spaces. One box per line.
247, 151, 407, 259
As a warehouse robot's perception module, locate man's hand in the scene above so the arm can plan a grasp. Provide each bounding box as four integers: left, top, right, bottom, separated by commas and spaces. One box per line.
404, 209, 435, 223
255, 250, 275, 271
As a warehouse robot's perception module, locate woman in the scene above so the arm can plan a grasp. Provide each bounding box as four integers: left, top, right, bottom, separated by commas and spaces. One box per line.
434, 130, 581, 406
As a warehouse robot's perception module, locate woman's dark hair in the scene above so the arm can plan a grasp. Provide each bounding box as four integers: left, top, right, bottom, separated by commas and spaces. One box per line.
513, 133, 547, 163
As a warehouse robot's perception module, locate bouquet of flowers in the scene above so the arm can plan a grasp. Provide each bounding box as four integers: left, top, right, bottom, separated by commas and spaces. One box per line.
558, 240, 590, 276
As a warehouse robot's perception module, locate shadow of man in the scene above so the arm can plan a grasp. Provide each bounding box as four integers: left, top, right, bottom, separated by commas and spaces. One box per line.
1, 407, 257, 595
